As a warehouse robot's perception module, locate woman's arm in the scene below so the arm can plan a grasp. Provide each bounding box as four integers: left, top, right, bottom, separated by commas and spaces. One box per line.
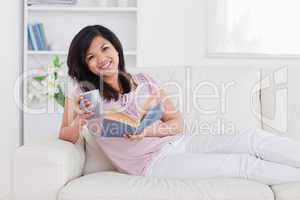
58, 97, 81, 143
124, 88, 183, 140
59, 96, 93, 143
143, 88, 184, 137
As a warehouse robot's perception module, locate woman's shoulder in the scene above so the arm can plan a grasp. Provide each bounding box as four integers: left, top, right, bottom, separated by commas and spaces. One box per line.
132, 72, 158, 86
131, 72, 161, 95
65, 76, 83, 100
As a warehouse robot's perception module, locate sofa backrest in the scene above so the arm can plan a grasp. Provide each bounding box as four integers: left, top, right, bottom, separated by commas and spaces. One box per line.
260, 65, 300, 141
129, 66, 262, 135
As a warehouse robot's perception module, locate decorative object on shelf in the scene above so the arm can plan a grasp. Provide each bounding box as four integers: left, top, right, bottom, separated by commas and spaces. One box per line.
27, 68, 48, 106
118, 0, 128, 7
27, 55, 66, 108
50, 55, 65, 107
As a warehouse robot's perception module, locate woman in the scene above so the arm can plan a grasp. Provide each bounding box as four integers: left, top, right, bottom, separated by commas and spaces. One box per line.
59, 25, 300, 185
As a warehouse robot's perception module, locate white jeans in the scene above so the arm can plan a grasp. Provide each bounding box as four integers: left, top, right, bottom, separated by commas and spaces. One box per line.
144, 128, 300, 185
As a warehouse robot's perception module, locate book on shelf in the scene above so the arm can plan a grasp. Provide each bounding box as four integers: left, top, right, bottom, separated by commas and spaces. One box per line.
38, 23, 49, 50
27, 27, 33, 50
27, 24, 38, 50
27, 23, 49, 51
32, 24, 42, 50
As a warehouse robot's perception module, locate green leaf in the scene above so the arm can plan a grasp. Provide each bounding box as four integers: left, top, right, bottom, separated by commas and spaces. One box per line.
53, 55, 59, 66
54, 85, 65, 107
33, 76, 47, 81
53, 55, 62, 68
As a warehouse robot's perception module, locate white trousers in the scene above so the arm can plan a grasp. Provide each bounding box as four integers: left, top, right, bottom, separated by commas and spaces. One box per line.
144, 128, 300, 185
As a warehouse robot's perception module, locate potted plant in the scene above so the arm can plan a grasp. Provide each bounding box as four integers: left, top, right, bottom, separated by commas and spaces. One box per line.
27, 55, 65, 108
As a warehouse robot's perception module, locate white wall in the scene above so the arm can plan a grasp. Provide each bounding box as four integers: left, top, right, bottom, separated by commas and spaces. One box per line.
138, 0, 300, 139
138, 0, 187, 66
138, 0, 300, 68
0, 1, 22, 200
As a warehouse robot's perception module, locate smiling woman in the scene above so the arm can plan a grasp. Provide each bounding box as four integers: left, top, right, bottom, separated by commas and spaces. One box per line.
59, 25, 184, 176
67, 25, 131, 101
85, 36, 119, 76
57, 24, 300, 185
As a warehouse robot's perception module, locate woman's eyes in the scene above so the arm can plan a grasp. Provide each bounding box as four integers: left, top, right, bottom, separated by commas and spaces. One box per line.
86, 46, 110, 61
87, 56, 93, 61
102, 46, 109, 51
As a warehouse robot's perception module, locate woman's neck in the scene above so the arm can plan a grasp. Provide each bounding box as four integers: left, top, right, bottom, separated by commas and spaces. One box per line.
103, 74, 122, 93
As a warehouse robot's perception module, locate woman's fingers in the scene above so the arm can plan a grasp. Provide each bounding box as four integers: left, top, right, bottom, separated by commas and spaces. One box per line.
80, 112, 94, 119
123, 134, 130, 139
86, 103, 94, 110
76, 95, 83, 104
75, 96, 94, 117
76, 106, 94, 118
75, 96, 84, 114
79, 119, 87, 126
123, 133, 144, 140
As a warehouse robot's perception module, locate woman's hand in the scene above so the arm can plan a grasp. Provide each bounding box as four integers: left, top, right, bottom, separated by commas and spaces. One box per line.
123, 132, 146, 141
74, 95, 94, 130
123, 120, 163, 141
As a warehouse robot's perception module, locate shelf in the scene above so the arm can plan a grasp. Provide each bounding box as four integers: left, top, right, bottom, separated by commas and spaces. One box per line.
28, 50, 137, 56
28, 50, 67, 55
24, 0, 138, 144
27, 6, 137, 12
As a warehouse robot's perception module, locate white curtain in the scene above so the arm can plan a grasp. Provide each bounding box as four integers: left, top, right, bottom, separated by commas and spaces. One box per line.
207, 0, 300, 55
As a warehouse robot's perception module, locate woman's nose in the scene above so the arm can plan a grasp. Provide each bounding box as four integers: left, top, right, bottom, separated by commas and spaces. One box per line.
96, 52, 104, 63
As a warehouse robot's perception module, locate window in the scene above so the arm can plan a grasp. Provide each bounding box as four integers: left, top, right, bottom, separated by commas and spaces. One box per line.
207, 0, 300, 56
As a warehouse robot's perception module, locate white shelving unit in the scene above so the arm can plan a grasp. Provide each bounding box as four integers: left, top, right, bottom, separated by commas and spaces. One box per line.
23, 0, 138, 144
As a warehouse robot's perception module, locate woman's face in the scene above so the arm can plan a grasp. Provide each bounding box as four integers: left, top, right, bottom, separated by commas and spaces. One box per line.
85, 36, 119, 78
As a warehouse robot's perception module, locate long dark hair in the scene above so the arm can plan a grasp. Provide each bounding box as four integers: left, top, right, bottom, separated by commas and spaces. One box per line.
67, 25, 133, 101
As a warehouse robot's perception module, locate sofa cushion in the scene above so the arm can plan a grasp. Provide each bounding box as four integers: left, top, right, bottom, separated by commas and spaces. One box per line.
271, 182, 300, 200
81, 126, 116, 175
58, 171, 274, 200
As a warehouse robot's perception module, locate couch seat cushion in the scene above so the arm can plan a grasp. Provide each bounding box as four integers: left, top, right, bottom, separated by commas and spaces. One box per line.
271, 182, 300, 200
59, 171, 274, 200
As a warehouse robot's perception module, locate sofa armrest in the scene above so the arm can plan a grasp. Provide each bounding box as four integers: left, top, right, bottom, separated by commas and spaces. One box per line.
13, 138, 85, 200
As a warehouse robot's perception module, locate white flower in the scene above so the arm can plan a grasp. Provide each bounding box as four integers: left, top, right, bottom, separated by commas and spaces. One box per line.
27, 79, 48, 104
27, 56, 66, 107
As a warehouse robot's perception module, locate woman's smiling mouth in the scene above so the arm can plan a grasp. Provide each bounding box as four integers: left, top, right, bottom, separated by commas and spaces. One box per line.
99, 60, 112, 69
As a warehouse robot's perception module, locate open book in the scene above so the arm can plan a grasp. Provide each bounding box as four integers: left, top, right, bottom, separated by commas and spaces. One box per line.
101, 103, 162, 137
87, 95, 163, 137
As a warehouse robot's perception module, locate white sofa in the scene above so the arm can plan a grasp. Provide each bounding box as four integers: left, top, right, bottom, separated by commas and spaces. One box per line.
13, 66, 300, 200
